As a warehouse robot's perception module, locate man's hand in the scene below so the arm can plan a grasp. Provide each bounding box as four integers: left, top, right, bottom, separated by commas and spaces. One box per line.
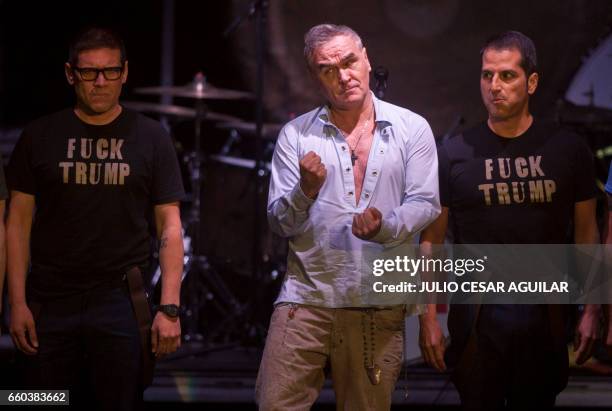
9, 303, 38, 355
574, 305, 600, 365
352, 207, 382, 240
419, 314, 447, 371
151, 312, 181, 357
299, 151, 327, 199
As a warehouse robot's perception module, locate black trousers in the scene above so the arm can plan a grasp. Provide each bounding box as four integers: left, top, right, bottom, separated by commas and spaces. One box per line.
21, 281, 143, 411
448, 304, 566, 411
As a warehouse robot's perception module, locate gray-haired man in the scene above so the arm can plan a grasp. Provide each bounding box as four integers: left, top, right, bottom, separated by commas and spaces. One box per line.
256, 23, 440, 410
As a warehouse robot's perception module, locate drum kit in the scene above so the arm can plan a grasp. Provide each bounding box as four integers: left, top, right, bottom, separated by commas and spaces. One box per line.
127, 72, 285, 347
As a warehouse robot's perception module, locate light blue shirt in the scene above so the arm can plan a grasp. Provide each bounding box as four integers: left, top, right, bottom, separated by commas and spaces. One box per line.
268, 94, 440, 309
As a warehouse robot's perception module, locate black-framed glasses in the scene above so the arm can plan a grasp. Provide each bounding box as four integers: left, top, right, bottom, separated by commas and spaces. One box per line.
73, 66, 124, 81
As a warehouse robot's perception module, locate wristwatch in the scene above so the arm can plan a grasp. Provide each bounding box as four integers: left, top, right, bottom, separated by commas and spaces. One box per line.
156, 304, 180, 318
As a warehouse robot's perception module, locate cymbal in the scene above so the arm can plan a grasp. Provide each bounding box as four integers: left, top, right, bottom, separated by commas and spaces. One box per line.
216, 121, 283, 139
121, 101, 241, 123
134, 82, 253, 100
210, 154, 271, 171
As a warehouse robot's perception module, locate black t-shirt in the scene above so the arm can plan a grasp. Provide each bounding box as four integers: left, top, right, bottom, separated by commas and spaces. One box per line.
0, 153, 9, 202
439, 120, 597, 244
8, 108, 184, 298
441, 120, 596, 381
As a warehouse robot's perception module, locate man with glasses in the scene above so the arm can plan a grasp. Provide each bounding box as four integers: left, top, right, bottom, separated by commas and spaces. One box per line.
7, 26, 184, 410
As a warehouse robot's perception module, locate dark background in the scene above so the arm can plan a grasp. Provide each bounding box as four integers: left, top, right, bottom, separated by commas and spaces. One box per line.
1, 0, 611, 134
0, 0, 245, 126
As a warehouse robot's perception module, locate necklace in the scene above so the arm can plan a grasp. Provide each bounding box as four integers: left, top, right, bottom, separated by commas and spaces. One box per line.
332, 105, 374, 166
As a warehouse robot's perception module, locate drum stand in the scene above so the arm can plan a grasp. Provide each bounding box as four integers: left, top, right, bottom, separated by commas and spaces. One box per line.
181, 79, 245, 343
168, 0, 274, 350
223, 0, 272, 346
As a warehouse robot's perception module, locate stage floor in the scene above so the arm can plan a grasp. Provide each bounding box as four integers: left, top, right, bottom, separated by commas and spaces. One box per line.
2, 336, 612, 409
147, 341, 612, 409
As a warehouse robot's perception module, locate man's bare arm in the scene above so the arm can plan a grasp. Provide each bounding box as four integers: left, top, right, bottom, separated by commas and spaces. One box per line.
418, 207, 449, 371
7, 191, 37, 354
150, 202, 183, 356
573, 198, 601, 365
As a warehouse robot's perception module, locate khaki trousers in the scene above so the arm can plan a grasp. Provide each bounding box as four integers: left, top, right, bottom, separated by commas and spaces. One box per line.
256, 304, 405, 411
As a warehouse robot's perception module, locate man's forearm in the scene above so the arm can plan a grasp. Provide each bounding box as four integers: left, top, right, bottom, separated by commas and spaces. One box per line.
158, 226, 183, 305
573, 199, 602, 326
419, 304, 438, 321
267, 183, 314, 238
575, 227, 600, 245
371, 118, 440, 246
7, 224, 29, 307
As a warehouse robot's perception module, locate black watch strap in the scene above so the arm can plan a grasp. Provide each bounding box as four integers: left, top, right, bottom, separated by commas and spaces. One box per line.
156, 304, 180, 318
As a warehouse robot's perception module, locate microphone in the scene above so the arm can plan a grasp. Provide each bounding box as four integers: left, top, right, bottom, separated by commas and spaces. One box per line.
374, 66, 389, 100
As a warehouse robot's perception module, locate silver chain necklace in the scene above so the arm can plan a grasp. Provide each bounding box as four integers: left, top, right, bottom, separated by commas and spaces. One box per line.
332, 105, 374, 166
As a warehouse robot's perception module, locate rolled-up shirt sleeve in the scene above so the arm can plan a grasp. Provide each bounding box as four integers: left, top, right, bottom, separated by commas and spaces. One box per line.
371, 117, 441, 246
267, 125, 315, 237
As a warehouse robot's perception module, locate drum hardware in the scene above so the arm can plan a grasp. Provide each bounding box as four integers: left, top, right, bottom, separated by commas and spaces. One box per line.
141, 71, 281, 347
219, 129, 242, 156
139, 72, 250, 342
121, 100, 242, 123
141, 0, 276, 346
134, 74, 254, 101
224, 0, 272, 345
210, 154, 271, 171
216, 121, 283, 140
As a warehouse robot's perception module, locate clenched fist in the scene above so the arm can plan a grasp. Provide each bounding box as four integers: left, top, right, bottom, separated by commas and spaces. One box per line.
300, 151, 327, 199
352, 207, 383, 240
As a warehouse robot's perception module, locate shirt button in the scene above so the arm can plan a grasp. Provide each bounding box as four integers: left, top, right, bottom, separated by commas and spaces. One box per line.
342, 146, 347, 151
372, 171, 378, 176
365, 193, 370, 198
346, 167, 350, 172
348, 191, 354, 195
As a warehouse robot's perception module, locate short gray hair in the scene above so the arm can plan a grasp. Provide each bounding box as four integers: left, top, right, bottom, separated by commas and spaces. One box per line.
304, 24, 363, 69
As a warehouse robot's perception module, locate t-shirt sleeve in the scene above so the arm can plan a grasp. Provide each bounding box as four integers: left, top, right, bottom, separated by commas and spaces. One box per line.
152, 127, 185, 205
571, 136, 598, 202
0, 153, 9, 201
438, 142, 451, 208
7, 129, 36, 195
